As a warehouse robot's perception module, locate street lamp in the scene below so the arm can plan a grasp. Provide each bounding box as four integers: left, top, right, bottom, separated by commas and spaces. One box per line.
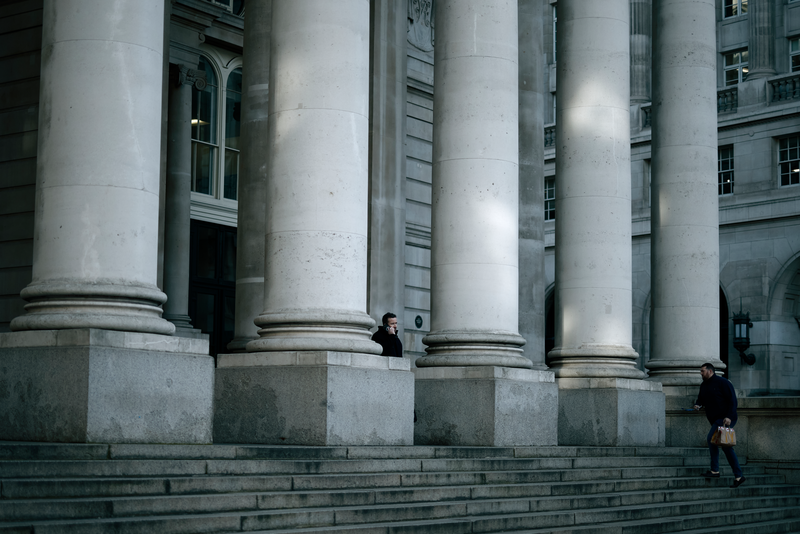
732, 303, 755, 366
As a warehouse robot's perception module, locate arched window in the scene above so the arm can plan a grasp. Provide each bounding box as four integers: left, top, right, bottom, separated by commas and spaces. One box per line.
190, 58, 242, 203
191, 56, 218, 196
224, 68, 242, 200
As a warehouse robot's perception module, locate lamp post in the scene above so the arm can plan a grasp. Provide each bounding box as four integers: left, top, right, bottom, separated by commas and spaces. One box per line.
732, 303, 756, 366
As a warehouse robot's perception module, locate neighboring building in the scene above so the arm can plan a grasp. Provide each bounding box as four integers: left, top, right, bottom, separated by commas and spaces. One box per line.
0, 0, 798, 449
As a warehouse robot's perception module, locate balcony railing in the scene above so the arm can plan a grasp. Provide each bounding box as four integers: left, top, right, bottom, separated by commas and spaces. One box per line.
544, 124, 556, 148
769, 72, 800, 103
718, 87, 738, 113
641, 104, 652, 129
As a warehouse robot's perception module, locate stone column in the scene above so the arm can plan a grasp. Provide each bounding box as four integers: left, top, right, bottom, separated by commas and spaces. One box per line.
646, 0, 721, 387
630, 0, 652, 103
367, 0, 407, 341
549, 0, 664, 446
414, 0, 558, 447
226, 0, 271, 352
0, 0, 214, 444
163, 64, 201, 335
213, 0, 414, 446
518, 0, 547, 370
10, 0, 174, 335
747, 0, 776, 79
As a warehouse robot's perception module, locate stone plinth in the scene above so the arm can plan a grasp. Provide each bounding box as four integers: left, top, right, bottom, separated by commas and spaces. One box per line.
213, 352, 414, 446
0, 329, 213, 444
414, 367, 558, 447
558, 378, 665, 446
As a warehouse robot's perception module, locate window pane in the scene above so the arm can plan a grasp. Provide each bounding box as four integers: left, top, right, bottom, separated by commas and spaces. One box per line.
192, 57, 217, 144
724, 53, 736, 67
192, 142, 214, 195
224, 149, 239, 200
225, 68, 242, 151
725, 69, 739, 86
791, 39, 800, 53
792, 55, 800, 72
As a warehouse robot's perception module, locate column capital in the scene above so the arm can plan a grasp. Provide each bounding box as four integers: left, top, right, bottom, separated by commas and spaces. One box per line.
171, 63, 206, 89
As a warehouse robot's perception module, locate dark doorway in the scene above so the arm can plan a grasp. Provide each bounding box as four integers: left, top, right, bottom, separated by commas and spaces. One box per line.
545, 291, 555, 361
720, 288, 729, 376
189, 219, 236, 359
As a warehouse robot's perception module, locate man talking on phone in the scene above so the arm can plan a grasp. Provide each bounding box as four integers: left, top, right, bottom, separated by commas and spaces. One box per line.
372, 312, 403, 357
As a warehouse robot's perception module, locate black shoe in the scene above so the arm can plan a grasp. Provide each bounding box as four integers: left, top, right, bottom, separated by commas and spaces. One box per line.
702, 470, 721, 478
730, 476, 746, 488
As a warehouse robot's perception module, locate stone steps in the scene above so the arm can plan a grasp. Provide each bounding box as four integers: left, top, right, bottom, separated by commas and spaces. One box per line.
1, 443, 798, 533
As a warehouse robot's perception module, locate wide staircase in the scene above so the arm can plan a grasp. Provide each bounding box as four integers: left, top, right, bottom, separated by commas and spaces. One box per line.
1, 442, 799, 534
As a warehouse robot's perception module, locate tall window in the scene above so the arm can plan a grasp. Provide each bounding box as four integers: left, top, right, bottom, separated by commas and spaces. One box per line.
718, 146, 734, 195
791, 38, 800, 72
723, 0, 747, 18
190, 57, 243, 203
191, 57, 218, 196
724, 50, 748, 86
779, 136, 800, 187
545, 177, 555, 221
224, 68, 242, 200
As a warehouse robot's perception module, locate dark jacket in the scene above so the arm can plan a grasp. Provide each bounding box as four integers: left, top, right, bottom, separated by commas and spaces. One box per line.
371, 327, 403, 357
696, 374, 738, 425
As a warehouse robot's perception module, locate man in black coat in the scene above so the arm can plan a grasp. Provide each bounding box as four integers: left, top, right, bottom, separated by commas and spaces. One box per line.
693, 362, 745, 488
372, 312, 403, 357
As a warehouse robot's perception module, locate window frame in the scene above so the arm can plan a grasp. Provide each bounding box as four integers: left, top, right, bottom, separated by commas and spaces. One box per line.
723, 49, 749, 86
778, 135, 800, 188
544, 176, 556, 221
790, 37, 800, 73
190, 54, 243, 207
722, 0, 747, 19
718, 145, 734, 196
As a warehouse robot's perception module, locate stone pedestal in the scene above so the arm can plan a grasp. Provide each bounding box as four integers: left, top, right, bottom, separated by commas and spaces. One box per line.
415, 367, 558, 447
214, 352, 414, 445
557, 378, 665, 447
0, 329, 214, 444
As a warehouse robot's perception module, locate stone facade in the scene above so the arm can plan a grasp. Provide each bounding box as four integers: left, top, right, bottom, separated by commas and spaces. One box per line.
0, 0, 798, 447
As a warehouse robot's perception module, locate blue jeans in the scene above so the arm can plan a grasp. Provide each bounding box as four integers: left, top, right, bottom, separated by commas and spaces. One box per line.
707, 419, 743, 478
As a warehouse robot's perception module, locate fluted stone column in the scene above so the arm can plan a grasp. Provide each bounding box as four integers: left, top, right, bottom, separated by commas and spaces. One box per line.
226, 0, 271, 352
367, 0, 407, 342
213, 0, 414, 446
549, 0, 664, 446
646, 0, 721, 388
163, 64, 201, 335
414, 0, 558, 447
747, 0, 776, 79
518, 0, 548, 370
0, 0, 214, 444
630, 0, 652, 103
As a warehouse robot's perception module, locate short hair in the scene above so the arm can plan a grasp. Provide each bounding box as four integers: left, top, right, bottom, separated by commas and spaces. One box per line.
382, 312, 397, 326
701, 363, 716, 373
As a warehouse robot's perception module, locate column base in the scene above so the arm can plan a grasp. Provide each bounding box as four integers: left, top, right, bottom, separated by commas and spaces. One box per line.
646, 358, 723, 386
213, 351, 414, 445
557, 378, 665, 446
164, 313, 205, 339
0, 329, 214, 444
414, 367, 558, 446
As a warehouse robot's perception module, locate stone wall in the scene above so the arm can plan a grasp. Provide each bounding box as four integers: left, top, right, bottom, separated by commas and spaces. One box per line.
0, 0, 40, 332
